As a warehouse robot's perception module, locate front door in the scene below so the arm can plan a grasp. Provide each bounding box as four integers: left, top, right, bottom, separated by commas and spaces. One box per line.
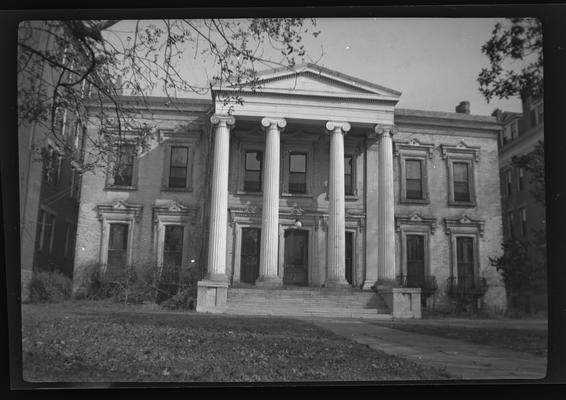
283, 229, 308, 285
406, 234, 425, 288
240, 228, 260, 284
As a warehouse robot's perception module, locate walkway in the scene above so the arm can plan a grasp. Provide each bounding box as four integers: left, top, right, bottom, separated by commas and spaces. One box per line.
307, 317, 547, 380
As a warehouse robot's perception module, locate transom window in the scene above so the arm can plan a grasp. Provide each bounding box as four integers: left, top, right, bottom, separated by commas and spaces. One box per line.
406, 159, 423, 200
169, 146, 189, 188
453, 162, 470, 202
344, 155, 353, 196
244, 150, 263, 192
289, 152, 307, 194
113, 144, 135, 186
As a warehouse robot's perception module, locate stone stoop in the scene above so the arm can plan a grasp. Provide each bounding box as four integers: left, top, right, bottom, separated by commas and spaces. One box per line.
223, 286, 393, 319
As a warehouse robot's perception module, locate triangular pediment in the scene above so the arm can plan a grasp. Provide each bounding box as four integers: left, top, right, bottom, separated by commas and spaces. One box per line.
213, 63, 401, 100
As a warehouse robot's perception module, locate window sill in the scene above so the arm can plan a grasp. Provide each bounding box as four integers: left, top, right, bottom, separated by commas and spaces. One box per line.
161, 186, 193, 192
448, 200, 476, 208
401, 198, 430, 205
104, 185, 137, 191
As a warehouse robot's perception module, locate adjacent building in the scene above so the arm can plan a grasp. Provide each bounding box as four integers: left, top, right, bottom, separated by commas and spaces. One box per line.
72, 64, 507, 317
18, 21, 83, 299
493, 96, 546, 313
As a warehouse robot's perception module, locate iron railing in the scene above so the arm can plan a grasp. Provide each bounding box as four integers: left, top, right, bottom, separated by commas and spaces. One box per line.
447, 276, 487, 296
396, 275, 438, 294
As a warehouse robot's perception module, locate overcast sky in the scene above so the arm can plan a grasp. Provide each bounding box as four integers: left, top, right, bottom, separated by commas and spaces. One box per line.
109, 17, 527, 116
303, 18, 524, 116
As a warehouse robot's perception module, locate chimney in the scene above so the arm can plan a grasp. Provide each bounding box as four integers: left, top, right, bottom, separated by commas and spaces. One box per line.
491, 108, 503, 120
455, 101, 470, 114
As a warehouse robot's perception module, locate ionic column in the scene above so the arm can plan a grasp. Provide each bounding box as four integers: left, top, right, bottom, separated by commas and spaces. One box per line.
376, 124, 398, 286
325, 121, 351, 288
205, 114, 235, 282
256, 117, 286, 286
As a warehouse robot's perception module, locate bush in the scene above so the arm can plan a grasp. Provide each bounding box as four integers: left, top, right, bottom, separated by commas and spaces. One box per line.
28, 271, 72, 303
160, 286, 197, 310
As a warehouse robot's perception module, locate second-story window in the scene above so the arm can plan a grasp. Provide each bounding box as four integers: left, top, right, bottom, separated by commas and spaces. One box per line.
244, 151, 263, 192
344, 155, 353, 195
169, 146, 189, 188
289, 152, 307, 194
113, 144, 135, 186
453, 162, 470, 202
406, 159, 423, 200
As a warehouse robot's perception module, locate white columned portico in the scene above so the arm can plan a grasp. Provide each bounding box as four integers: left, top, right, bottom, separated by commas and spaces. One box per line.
205, 114, 235, 282
325, 121, 351, 288
256, 117, 286, 286
376, 124, 398, 286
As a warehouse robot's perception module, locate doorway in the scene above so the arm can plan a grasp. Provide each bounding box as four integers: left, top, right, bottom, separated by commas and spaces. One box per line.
240, 228, 261, 284
283, 229, 308, 285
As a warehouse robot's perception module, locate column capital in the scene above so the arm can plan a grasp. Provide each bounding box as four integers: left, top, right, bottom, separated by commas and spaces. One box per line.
210, 114, 236, 128
374, 124, 398, 138
261, 117, 287, 131
326, 121, 351, 135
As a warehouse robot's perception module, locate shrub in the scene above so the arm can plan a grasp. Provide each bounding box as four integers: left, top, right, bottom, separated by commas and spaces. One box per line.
160, 286, 197, 310
28, 271, 72, 303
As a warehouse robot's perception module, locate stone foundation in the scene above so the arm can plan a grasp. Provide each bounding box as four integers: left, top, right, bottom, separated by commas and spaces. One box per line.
196, 280, 228, 313
380, 287, 422, 319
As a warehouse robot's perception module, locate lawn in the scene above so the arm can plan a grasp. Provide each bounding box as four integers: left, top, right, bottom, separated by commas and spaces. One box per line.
21, 300, 452, 383
378, 321, 547, 357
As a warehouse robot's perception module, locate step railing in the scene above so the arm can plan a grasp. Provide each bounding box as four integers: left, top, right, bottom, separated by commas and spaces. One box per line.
396, 274, 438, 294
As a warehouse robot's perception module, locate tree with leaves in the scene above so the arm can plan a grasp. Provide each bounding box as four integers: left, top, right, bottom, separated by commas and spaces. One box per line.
18, 18, 321, 173
478, 17, 543, 102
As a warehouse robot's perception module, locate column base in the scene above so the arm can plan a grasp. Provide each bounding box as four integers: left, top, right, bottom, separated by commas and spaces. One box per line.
204, 272, 230, 284
324, 278, 350, 288
196, 280, 228, 313
379, 287, 421, 319
255, 275, 283, 287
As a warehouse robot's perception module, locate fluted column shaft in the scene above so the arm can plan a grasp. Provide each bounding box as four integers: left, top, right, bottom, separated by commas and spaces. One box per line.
325, 121, 351, 287
206, 114, 235, 282
376, 125, 398, 285
257, 117, 286, 286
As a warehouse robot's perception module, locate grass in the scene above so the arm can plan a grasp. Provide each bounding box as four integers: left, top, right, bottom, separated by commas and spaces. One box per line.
21, 300, 452, 383
378, 321, 547, 357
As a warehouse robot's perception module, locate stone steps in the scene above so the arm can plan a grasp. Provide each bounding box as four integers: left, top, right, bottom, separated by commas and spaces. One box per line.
224, 286, 392, 319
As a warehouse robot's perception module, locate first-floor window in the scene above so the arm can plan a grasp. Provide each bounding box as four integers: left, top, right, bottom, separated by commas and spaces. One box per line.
520, 208, 528, 236
37, 211, 56, 254
453, 162, 470, 202
163, 225, 184, 269
107, 223, 128, 271
406, 234, 425, 287
456, 236, 475, 290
